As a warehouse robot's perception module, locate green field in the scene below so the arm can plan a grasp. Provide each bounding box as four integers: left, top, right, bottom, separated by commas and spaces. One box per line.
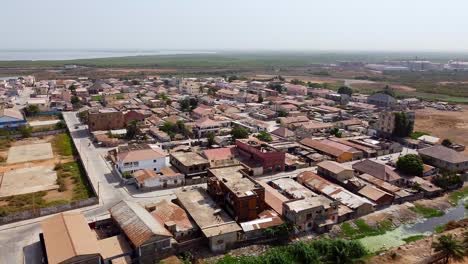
410, 204, 445, 218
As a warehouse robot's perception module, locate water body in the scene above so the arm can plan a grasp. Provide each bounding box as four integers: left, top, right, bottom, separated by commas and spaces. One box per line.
359, 199, 467, 252
0, 50, 215, 61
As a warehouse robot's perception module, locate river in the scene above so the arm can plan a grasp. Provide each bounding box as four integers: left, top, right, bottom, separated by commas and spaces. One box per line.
359, 198, 467, 252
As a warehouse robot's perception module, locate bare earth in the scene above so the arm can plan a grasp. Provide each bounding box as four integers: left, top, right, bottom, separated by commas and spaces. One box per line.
414, 106, 468, 154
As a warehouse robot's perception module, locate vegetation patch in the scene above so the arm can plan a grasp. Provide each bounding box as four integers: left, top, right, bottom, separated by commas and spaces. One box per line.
410, 131, 429, 140
448, 187, 468, 205
0, 191, 68, 216
91, 95, 102, 101
340, 219, 394, 239
402, 235, 426, 243
410, 204, 445, 218
434, 224, 447, 233
52, 133, 75, 156
214, 239, 367, 264
56, 161, 94, 201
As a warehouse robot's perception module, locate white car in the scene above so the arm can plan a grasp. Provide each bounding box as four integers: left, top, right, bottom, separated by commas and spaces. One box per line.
380, 156, 391, 161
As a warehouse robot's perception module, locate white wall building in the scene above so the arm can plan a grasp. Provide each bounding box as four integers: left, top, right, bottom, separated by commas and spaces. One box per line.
116, 146, 168, 174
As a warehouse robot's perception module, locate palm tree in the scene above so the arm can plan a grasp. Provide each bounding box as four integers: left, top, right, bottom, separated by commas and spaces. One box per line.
432, 234, 465, 264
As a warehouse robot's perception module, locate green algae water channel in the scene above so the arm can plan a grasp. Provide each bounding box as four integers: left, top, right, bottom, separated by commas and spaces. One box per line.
359, 198, 467, 252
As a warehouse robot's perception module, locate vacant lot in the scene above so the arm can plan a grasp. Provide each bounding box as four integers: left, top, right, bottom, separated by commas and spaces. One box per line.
6, 142, 53, 164
414, 107, 468, 154
0, 166, 58, 197
0, 133, 93, 215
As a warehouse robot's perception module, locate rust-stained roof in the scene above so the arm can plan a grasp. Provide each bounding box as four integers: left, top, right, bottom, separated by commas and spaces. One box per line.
109, 200, 172, 248
151, 200, 195, 232
41, 212, 100, 264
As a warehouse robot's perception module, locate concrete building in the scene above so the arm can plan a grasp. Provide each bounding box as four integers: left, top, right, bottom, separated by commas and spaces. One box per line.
418, 145, 468, 173
202, 146, 240, 168
88, 108, 125, 132
169, 151, 210, 182
115, 144, 168, 174
133, 167, 184, 190
367, 93, 397, 107
353, 159, 403, 185
236, 137, 286, 175
193, 117, 221, 138
176, 187, 242, 252
374, 111, 415, 138
207, 165, 265, 222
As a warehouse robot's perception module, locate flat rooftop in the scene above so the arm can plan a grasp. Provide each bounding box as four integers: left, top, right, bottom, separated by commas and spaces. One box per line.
209, 165, 260, 198
171, 151, 209, 167
285, 195, 333, 213
176, 187, 241, 238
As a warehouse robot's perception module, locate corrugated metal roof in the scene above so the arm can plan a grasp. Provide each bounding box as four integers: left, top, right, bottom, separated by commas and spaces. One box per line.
109, 200, 172, 247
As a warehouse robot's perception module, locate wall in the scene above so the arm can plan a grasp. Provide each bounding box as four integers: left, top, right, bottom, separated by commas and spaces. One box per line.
118, 156, 168, 173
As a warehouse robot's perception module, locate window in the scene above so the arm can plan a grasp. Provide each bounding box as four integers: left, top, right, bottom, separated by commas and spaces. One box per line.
153, 159, 158, 163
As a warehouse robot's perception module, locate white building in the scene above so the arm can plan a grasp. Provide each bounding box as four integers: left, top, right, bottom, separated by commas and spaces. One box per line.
116, 145, 168, 174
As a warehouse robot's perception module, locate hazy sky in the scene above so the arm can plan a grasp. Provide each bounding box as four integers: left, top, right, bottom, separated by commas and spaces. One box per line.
2, 0, 468, 51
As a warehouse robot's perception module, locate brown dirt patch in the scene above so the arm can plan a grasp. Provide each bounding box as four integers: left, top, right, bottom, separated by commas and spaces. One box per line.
414, 107, 468, 154
351, 82, 416, 92
96, 68, 178, 73
0, 201, 9, 207
42, 177, 75, 202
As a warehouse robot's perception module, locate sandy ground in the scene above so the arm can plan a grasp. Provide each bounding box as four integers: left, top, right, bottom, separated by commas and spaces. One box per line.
0, 166, 58, 197
6, 143, 53, 164
414, 106, 468, 154
350, 82, 416, 92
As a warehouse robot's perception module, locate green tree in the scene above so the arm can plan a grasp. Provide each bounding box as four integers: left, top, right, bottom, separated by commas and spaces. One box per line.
393, 112, 413, 137
442, 139, 452, 147
165, 98, 172, 106
24, 104, 39, 116
54, 120, 66, 130
337, 86, 353, 96
231, 126, 249, 140
396, 154, 424, 176
290, 79, 305, 85
381, 85, 396, 97
277, 110, 288, 117
257, 95, 264, 103
207, 132, 216, 147
432, 234, 465, 264
125, 120, 140, 139
71, 96, 80, 106
18, 125, 32, 138
256, 131, 272, 142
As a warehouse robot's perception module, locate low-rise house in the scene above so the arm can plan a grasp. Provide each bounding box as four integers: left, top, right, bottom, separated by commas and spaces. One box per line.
317, 160, 355, 182
169, 151, 210, 182
202, 146, 240, 168
175, 187, 242, 252
418, 145, 468, 173
0, 108, 26, 129
115, 144, 168, 174
367, 93, 397, 107
133, 167, 184, 190
357, 185, 394, 206
257, 181, 290, 215
149, 127, 171, 142
271, 127, 295, 140
192, 105, 215, 119
300, 138, 362, 163
109, 200, 172, 259
149, 200, 198, 241
356, 173, 414, 203
193, 117, 221, 138
207, 165, 265, 222
352, 159, 403, 185
239, 210, 284, 240
297, 171, 375, 217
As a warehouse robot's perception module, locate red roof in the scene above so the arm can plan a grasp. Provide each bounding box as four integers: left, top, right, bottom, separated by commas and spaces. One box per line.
202, 146, 237, 161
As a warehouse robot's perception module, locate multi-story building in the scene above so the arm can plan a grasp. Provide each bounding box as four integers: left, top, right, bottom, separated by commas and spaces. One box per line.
115, 144, 168, 174
88, 108, 125, 131
236, 137, 286, 175
207, 165, 265, 222
180, 78, 202, 95
374, 111, 415, 138
169, 151, 210, 182
193, 117, 221, 138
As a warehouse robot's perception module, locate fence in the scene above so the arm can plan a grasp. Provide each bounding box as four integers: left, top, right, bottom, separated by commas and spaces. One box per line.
0, 129, 66, 139
0, 197, 98, 225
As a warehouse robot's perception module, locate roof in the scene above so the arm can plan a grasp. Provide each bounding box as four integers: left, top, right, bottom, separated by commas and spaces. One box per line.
195, 117, 219, 127
300, 138, 353, 157
356, 173, 401, 194
317, 160, 353, 175
284, 195, 334, 213
297, 171, 374, 210
41, 212, 100, 264
418, 135, 440, 144
0, 108, 24, 120
170, 151, 209, 167
257, 181, 289, 215
271, 178, 318, 200
418, 145, 468, 164
151, 200, 195, 232
209, 165, 260, 198
240, 210, 283, 232
357, 185, 393, 203
97, 235, 132, 260
109, 200, 172, 247
203, 146, 237, 161
352, 159, 401, 182
368, 93, 396, 103
175, 187, 242, 238
271, 127, 295, 138
117, 147, 166, 163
